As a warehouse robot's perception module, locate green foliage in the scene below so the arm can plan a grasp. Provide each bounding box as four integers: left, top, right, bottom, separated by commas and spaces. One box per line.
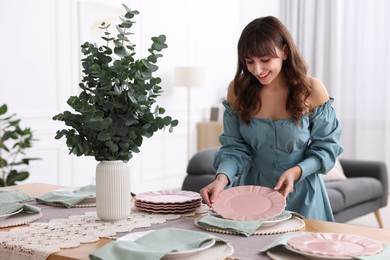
0, 104, 40, 186
53, 4, 178, 162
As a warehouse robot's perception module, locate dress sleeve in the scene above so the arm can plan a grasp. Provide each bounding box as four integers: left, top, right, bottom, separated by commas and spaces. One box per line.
213, 100, 252, 187
297, 98, 344, 181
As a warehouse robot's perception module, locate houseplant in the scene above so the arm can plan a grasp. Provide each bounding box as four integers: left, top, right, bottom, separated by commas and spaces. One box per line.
0, 104, 40, 187
53, 4, 178, 220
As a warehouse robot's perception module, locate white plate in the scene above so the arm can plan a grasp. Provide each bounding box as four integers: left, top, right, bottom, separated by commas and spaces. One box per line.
0, 208, 23, 221
262, 210, 292, 226
118, 230, 215, 258
209, 210, 291, 226
164, 239, 215, 259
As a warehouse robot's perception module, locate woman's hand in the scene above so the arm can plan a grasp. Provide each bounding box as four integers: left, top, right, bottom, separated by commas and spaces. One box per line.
274, 166, 302, 197
200, 173, 229, 207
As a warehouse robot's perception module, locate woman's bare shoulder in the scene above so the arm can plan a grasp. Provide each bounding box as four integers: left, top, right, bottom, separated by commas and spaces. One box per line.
307, 76, 329, 108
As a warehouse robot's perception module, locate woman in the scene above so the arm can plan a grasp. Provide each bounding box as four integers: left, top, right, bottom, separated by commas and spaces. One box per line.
200, 16, 343, 221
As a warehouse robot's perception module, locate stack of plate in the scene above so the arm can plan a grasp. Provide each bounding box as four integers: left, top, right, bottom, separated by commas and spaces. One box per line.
135, 190, 202, 214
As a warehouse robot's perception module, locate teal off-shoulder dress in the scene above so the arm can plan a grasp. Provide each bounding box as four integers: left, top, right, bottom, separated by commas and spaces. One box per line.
214, 98, 344, 221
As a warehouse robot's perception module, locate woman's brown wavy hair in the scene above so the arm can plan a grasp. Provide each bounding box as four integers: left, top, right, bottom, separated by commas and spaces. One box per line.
233, 16, 311, 124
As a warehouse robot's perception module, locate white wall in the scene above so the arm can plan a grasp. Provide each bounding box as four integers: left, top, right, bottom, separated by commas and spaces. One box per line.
0, 0, 279, 193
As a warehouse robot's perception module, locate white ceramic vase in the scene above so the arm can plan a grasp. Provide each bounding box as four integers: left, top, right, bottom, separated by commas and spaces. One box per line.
95, 160, 131, 221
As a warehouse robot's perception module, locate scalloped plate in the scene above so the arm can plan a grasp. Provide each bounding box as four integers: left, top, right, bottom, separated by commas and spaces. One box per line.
212, 186, 286, 221
287, 233, 383, 258
135, 190, 201, 204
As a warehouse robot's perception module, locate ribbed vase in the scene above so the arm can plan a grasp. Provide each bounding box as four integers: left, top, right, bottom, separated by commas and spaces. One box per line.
96, 160, 131, 221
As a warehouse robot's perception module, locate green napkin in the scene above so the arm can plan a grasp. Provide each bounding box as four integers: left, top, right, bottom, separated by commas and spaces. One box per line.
260, 232, 390, 260
0, 189, 40, 216
0, 201, 41, 215
89, 228, 227, 260
36, 184, 95, 208
0, 189, 32, 203
197, 215, 263, 236
260, 231, 309, 252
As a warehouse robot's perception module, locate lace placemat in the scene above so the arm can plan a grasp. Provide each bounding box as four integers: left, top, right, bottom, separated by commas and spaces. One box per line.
0, 210, 181, 260
0, 212, 42, 228
194, 216, 305, 236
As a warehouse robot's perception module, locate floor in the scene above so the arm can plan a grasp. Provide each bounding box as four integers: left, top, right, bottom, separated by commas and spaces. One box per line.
346, 194, 390, 229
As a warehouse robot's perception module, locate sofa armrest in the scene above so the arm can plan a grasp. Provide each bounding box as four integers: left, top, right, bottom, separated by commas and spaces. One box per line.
339, 158, 388, 207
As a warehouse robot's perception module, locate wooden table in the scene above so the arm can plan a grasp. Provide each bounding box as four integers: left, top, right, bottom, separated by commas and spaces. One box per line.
2, 183, 390, 260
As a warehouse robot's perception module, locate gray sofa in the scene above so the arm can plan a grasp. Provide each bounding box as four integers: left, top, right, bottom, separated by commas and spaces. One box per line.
182, 148, 388, 227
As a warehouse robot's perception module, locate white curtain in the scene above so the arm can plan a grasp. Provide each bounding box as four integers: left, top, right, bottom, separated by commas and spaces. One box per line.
280, 0, 390, 176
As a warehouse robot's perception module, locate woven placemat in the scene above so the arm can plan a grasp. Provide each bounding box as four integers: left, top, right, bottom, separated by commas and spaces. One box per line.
194, 216, 305, 236
43, 198, 96, 208
0, 212, 42, 228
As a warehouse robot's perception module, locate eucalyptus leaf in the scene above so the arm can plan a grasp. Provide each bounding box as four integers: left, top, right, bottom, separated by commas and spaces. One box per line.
0, 104, 40, 186
53, 4, 178, 162
0, 104, 7, 115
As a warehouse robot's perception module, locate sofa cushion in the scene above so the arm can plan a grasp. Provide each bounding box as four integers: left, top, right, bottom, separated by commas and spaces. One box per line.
325, 177, 382, 209
323, 159, 347, 182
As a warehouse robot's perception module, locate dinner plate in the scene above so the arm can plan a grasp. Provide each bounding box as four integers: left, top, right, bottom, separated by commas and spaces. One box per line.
164, 239, 215, 259
262, 210, 292, 226
135, 200, 201, 209
135, 190, 201, 204
135, 205, 200, 214
117, 230, 216, 258
208, 210, 292, 226
0, 208, 23, 221
212, 185, 286, 221
287, 233, 383, 258
284, 245, 352, 260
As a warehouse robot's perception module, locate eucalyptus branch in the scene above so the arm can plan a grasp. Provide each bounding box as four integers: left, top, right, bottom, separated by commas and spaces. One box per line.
0, 104, 40, 186
53, 4, 178, 162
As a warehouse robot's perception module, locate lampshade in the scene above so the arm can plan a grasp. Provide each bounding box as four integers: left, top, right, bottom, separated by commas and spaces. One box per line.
174, 66, 205, 88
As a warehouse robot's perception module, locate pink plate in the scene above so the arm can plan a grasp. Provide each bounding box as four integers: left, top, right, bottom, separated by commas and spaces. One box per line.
135, 205, 199, 214
135, 200, 201, 209
135, 190, 201, 204
212, 185, 286, 221
287, 233, 383, 257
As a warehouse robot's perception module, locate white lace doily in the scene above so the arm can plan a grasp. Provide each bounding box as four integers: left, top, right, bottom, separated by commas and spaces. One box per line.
0, 209, 181, 260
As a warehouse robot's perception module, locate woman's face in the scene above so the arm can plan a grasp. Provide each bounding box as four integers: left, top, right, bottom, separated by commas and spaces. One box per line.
244, 46, 286, 86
